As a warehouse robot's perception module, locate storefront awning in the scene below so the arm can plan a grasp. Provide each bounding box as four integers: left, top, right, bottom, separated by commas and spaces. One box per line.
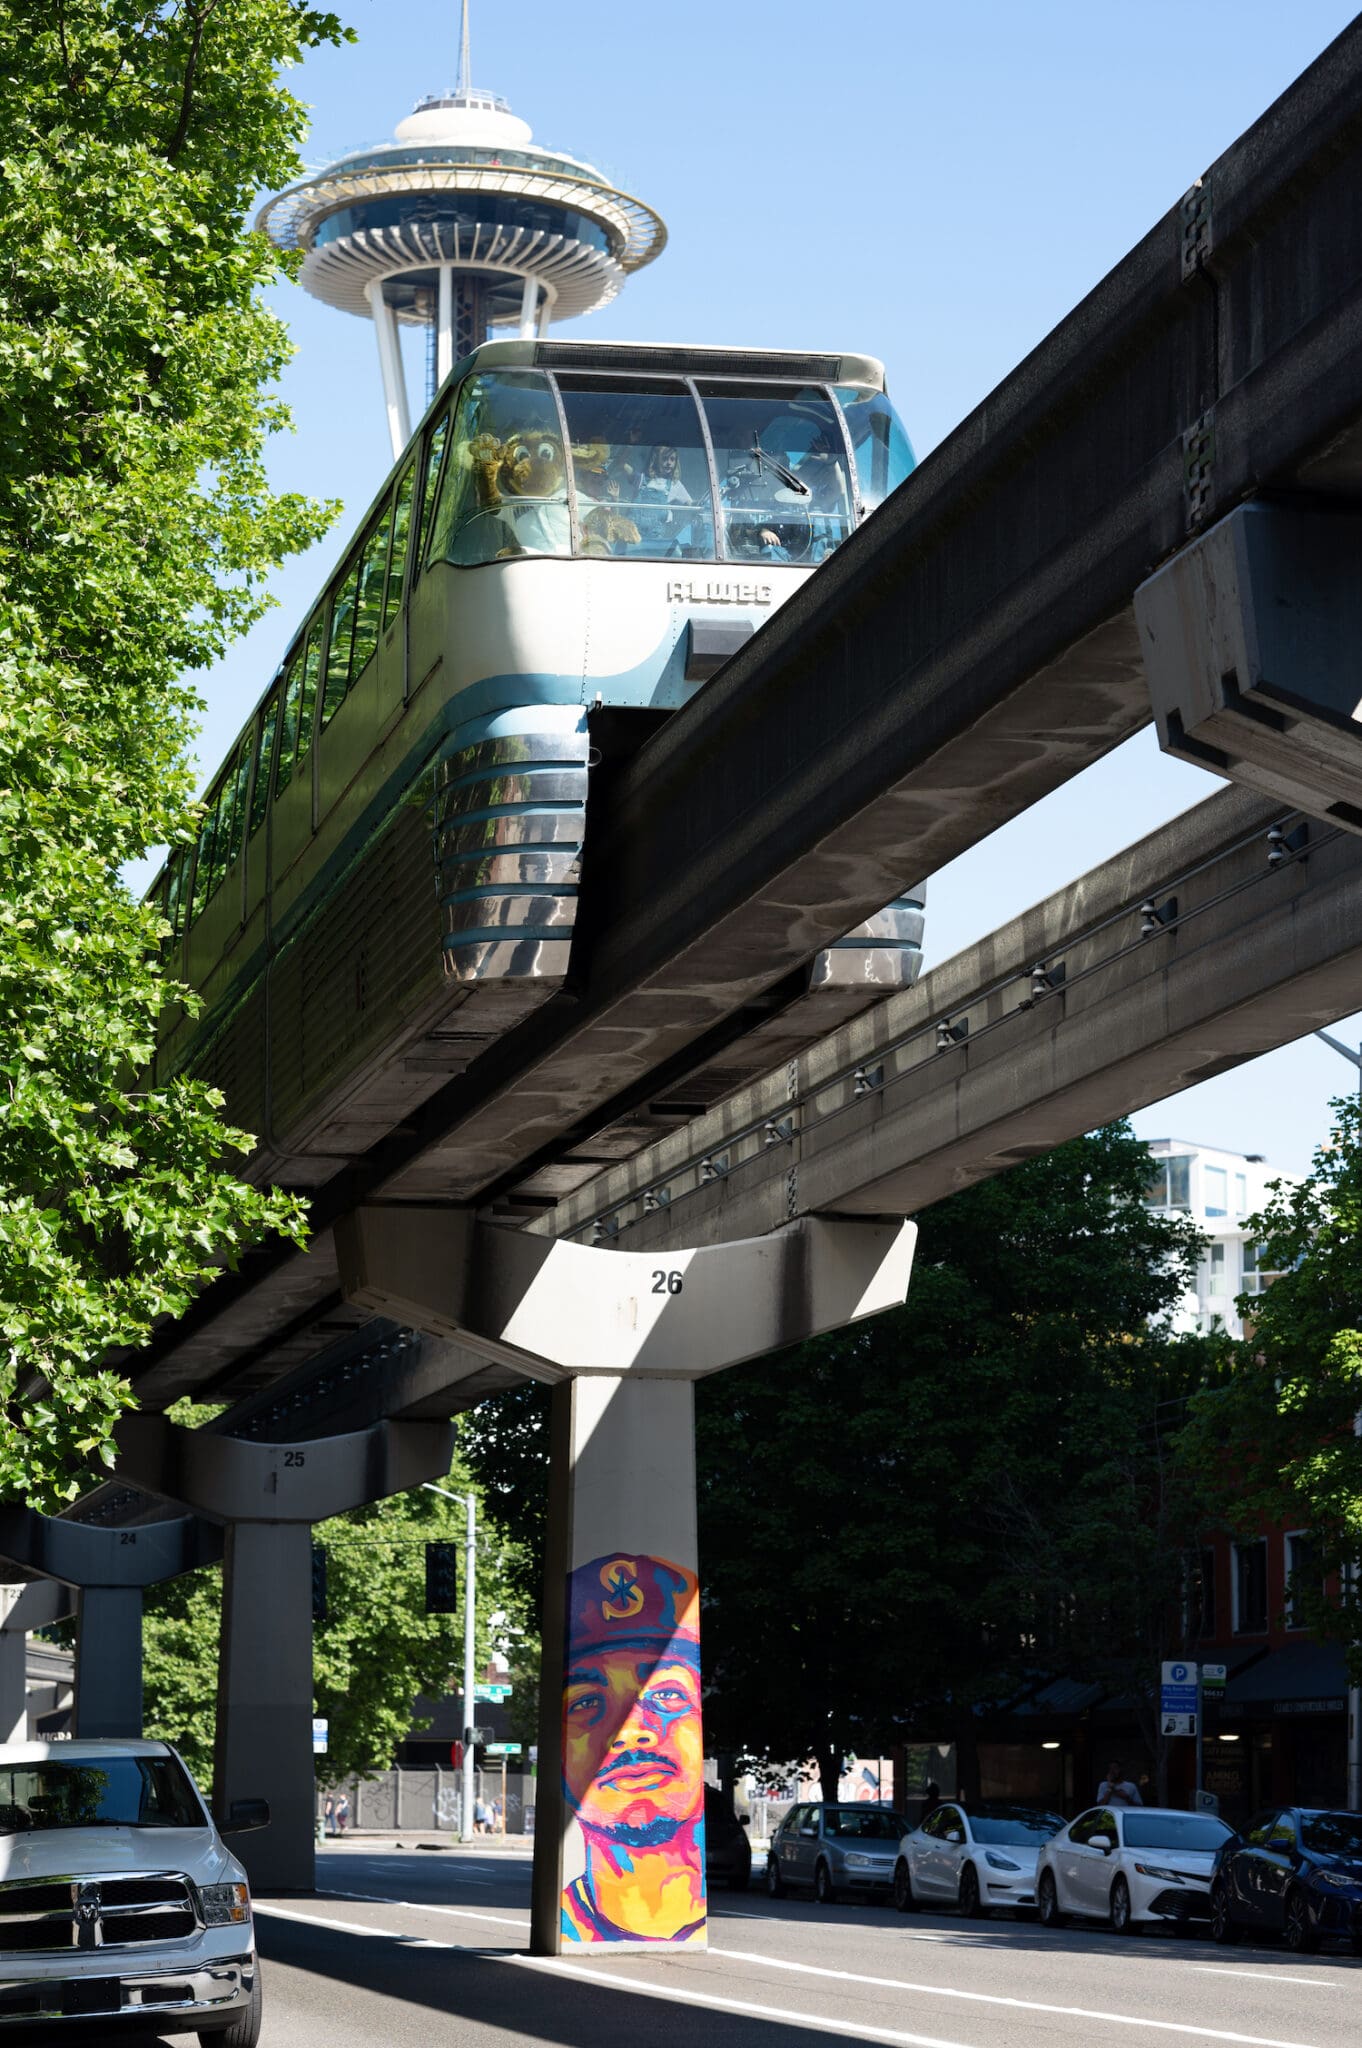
1222, 1643, 1348, 1715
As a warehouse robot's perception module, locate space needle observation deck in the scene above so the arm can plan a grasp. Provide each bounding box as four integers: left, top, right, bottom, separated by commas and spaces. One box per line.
256, 5, 666, 458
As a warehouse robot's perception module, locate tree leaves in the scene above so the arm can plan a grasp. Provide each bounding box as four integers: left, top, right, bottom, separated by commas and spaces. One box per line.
0, 1, 346, 1504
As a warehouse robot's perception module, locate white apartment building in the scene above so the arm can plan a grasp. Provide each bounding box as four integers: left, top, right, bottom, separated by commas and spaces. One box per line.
1142, 1138, 1294, 1338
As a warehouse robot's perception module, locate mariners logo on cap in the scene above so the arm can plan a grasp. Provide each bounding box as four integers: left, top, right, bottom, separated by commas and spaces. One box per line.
600, 1558, 645, 1621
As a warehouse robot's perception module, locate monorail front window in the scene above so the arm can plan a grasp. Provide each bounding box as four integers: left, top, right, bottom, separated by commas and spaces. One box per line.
425, 367, 903, 569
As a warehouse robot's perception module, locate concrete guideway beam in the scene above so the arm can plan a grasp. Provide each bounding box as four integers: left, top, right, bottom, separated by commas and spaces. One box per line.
108, 1416, 453, 1892
0, 1581, 75, 1745
1137, 502, 1362, 831
0, 1508, 222, 1741
539, 785, 1362, 1251
333, 1214, 914, 1955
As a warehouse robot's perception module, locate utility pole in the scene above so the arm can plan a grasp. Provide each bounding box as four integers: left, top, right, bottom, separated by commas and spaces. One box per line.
1312, 1031, 1362, 1811
423, 1483, 478, 1843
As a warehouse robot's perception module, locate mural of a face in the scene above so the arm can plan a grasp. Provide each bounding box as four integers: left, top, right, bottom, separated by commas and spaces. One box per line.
560, 1554, 705, 1945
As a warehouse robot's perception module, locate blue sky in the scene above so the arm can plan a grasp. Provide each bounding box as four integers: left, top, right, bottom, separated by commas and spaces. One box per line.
182, 0, 1362, 1175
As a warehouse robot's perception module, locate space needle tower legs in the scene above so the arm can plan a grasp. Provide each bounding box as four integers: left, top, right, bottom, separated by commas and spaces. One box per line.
366, 280, 411, 461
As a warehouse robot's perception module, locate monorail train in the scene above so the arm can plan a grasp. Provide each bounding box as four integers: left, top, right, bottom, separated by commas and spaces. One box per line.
148, 340, 923, 1197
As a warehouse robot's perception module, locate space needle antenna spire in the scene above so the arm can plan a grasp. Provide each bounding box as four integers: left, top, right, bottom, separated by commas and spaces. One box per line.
456, 0, 472, 98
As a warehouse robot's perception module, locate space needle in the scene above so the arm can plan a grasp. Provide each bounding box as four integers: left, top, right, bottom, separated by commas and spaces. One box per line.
257, 2, 667, 458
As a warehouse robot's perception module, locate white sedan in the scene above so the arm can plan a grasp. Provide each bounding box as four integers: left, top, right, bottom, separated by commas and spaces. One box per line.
1036, 1805, 1237, 1933
893, 1801, 1066, 1915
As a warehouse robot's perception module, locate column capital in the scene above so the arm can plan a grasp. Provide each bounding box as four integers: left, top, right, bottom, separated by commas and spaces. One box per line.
337, 1208, 916, 1379
0, 1507, 221, 1590
112, 1415, 455, 1524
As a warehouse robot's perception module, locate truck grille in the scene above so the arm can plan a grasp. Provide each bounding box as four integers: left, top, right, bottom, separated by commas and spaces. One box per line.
0, 1873, 197, 1952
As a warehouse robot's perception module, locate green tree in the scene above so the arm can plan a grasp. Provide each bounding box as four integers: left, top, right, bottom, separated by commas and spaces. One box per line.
143, 1447, 539, 1787
1182, 1095, 1362, 1670
0, 1, 351, 1505
463, 1126, 1207, 1798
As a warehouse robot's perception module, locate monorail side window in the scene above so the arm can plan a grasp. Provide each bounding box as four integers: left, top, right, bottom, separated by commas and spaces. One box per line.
190, 795, 217, 923
249, 696, 279, 836
295, 620, 324, 769
554, 375, 714, 560
834, 386, 914, 513
429, 372, 570, 566
416, 409, 451, 569
323, 557, 360, 726
383, 460, 416, 628
350, 501, 392, 681
697, 383, 854, 565
275, 654, 302, 800
164, 851, 185, 941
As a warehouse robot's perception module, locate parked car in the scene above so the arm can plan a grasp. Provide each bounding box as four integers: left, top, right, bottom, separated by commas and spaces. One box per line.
704, 1785, 752, 1891
766, 1802, 907, 1903
893, 1801, 1066, 1916
0, 1738, 267, 2043
1210, 1807, 1362, 1953
1036, 1804, 1236, 1933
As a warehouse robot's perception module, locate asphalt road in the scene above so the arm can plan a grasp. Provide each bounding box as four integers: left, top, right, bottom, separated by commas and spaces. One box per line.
154, 1843, 1362, 2048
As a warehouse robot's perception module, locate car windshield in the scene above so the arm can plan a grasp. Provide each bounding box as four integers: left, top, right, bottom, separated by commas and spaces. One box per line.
1122, 1813, 1234, 1852
1300, 1811, 1362, 1857
823, 1809, 904, 1839
0, 1758, 202, 1833
968, 1807, 1066, 1845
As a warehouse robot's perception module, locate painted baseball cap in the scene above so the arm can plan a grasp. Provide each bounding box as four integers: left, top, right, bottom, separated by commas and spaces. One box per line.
566, 1553, 700, 1662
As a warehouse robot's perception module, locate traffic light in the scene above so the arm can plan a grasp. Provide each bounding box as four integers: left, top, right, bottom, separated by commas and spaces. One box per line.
312, 1545, 327, 1624
425, 1539, 459, 1614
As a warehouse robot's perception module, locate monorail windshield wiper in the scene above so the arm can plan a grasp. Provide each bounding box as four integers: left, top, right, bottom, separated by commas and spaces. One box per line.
749, 432, 809, 495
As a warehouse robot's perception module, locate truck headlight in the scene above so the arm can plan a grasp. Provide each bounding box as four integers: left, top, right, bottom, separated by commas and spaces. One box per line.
200, 1882, 251, 1926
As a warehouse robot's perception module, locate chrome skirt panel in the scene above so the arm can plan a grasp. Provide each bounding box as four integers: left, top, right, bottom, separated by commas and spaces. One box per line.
435, 725, 589, 984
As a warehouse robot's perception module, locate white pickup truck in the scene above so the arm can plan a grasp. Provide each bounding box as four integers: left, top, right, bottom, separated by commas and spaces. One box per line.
0, 1739, 265, 2044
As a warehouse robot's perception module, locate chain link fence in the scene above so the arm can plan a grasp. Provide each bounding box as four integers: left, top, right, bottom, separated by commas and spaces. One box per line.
318, 1767, 533, 1835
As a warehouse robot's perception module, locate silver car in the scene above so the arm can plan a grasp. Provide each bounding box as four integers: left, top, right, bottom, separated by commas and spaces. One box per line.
766, 1802, 906, 1903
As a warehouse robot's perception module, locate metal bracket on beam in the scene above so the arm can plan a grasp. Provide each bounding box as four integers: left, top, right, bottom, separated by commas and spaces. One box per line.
336, 1208, 916, 1382
1136, 502, 1362, 829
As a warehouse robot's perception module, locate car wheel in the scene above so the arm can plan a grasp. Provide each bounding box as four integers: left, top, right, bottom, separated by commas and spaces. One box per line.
814, 1859, 838, 1905
1109, 1874, 1134, 1935
893, 1859, 919, 1914
1209, 1882, 1240, 1946
1038, 1869, 1065, 1928
200, 1962, 262, 2048
1283, 1887, 1319, 1954
958, 1863, 985, 1918
765, 1854, 784, 1899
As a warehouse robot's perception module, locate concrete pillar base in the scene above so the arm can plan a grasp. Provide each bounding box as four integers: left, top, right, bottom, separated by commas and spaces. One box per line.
74, 1586, 144, 1740
214, 1522, 315, 1893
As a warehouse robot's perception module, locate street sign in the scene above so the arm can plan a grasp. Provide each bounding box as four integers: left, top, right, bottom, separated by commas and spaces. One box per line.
485, 1742, 523, 1757
474, 1683, 513, 1702
1162, 1712, 1196, 1737
1202, 1663, 1227, 1691
312, 1717, 328, 1755
1161, 1660, 1198, 1716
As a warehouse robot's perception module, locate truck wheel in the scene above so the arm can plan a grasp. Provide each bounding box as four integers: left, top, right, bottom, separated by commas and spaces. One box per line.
200, 1962, 262, 2048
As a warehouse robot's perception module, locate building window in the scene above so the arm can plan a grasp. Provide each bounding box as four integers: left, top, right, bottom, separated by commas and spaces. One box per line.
1285, 1532, 1322, 1630
1145, 1155, 1192, 1210
1233, 1539, 1268, 1634
1203, 1165, 1228, 1217
1204, 1242, 1228, 1297
1234, 1172, 1248, 1216
1242, 1243, 1284, 1296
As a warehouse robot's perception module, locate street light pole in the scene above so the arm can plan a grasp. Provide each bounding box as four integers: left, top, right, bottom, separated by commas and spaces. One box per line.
1312, 1031, 1362, 1811
423, 1483, 478, 1843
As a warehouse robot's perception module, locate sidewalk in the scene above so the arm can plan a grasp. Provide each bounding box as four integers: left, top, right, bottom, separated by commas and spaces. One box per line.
318, 1830, 534, 1853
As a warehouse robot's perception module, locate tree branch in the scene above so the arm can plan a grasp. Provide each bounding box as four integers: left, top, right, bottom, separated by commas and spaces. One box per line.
162, 0, 225, 164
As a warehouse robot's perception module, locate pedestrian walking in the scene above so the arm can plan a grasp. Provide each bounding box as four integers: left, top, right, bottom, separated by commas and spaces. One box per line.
1096, 1759, 1142, 1805
474, 1795, 491, 1834
336, 1793, 350, 1834
323, 1795, 335, 1836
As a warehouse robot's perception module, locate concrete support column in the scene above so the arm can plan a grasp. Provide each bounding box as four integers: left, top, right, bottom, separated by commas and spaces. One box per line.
73, 1585, 145, 1740
366, 277, 411, 461
531, 1374, 702, 1954
114, 1414, 454, 1893
214, 1523, 314, 1892
336, 1205, 916, 1954
0, 1582, 76, 1743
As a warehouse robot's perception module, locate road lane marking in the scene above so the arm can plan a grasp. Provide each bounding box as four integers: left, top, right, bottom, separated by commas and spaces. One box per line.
317, 1886, 526, 1930
1192, 1969, 1343, 1988
711, 1948, 1326, 2048
257, 1905, 454, 1946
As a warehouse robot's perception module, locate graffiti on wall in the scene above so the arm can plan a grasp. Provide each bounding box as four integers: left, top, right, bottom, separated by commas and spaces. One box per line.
560, 1553, 706, 1945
